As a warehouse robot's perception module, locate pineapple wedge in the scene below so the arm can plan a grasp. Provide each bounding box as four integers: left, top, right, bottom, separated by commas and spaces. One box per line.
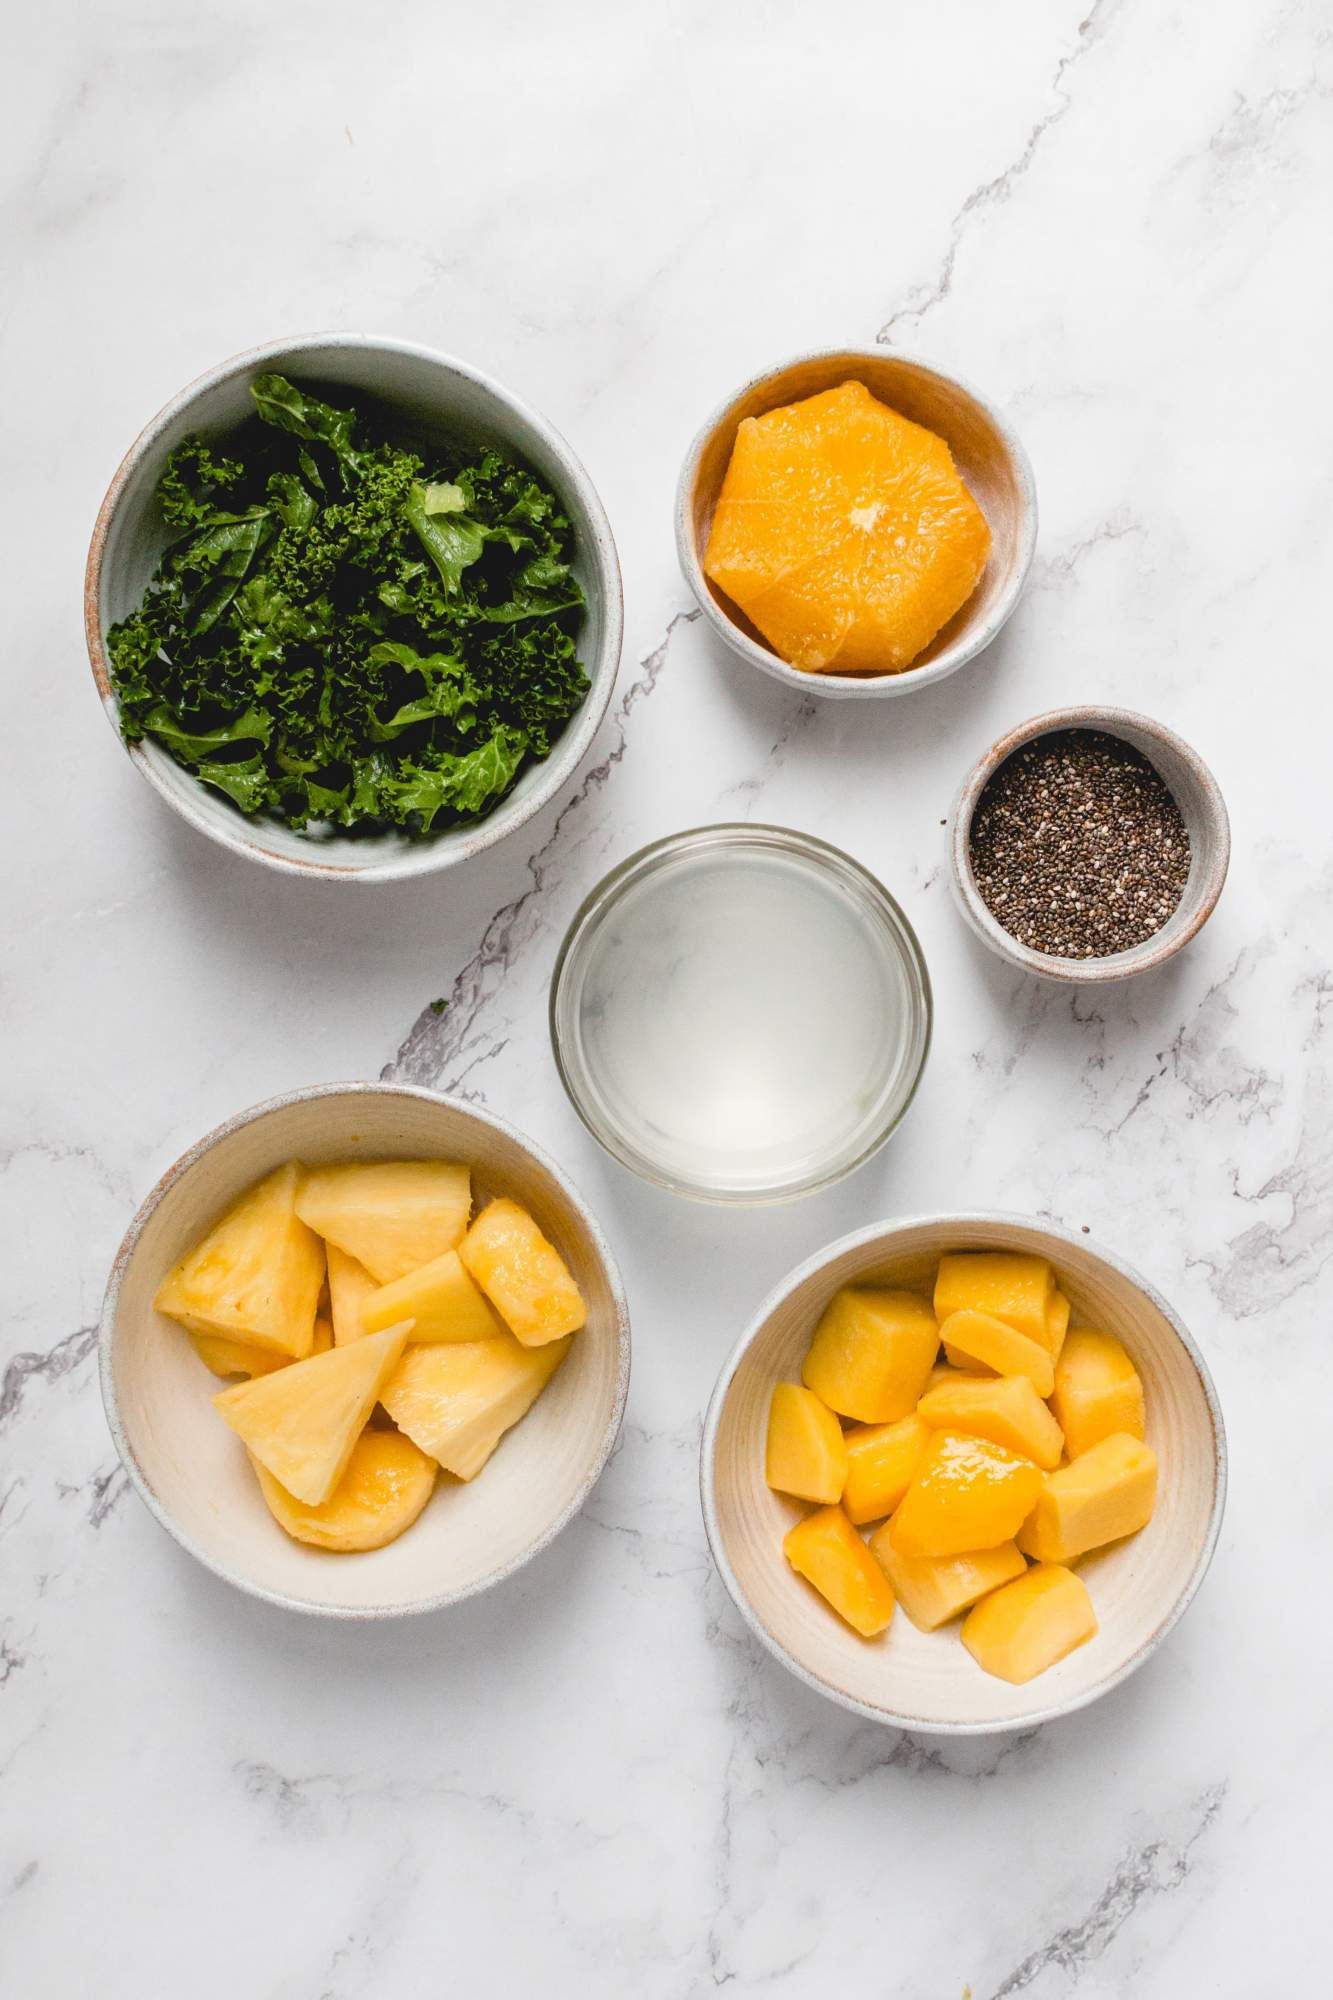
381, 1334, 571, 1480
189, 1314, 331, 1380
251, 1431, 437, 1551
212, 1322, 410, 1504
155, 1163, 325, 1357
362, 1248, 505, 1344
295, 1161, 471, 1284
458, 1199, 586, 1346
326, 1244, 378, 1345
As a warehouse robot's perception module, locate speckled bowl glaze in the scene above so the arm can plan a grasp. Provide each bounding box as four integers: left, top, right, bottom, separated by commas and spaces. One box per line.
675, 346, 1036, 699
85, 334, 623, 881
101, 1084, 630, 1617
948, 705, 1230, 983
702, 1214, 1225, 1734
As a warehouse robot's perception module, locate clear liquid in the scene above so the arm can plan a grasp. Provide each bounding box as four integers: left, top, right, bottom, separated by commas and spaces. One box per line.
563, 836, 926, 1198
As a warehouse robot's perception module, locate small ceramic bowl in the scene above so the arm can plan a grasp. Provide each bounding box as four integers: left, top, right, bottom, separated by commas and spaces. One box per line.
85, 333, 623, 882
948, 706, 1230, 983
702, 1213, 1225, 1733
675, 346, 1036, 700
101, 1083, 630, 1617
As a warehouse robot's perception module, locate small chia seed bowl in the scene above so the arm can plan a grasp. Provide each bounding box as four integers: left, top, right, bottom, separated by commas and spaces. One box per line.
947, 706, 1229, 983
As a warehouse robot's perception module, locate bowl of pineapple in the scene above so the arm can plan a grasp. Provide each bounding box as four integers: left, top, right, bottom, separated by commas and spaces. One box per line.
702, 1216, 1225, 1732
101, 1083, 630, 1616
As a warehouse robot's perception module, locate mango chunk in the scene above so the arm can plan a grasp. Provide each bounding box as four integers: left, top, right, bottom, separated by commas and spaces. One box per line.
326, 1244, 377, 1345
1017, 1433, 1157, 1563
961, 1563, 1097, 1683
917, 1373, 1064, 1471
252, 1430, 437, 1551
295, 1161, 471, 1284
923, 1361, 988, 1394
1050, 1330, 1145, 1460
381, 1334, 571, 1480
890, 1431, 1043, 1558
842, 1413, 929, 1526
765, 1383, 847, 1504
363, 1248, 506, 1345
1043, 1289, 1072, 1362
801, 1288, 938, 1423
936, 1308, 1054, 1398
458, 1199, 586, 1346
156, 1162, 325, 1358
783, 1505, 895, 1638
934, 1251, 1054, 1344
869, 1531, 1027, 1631
213, 1322, 410, 1505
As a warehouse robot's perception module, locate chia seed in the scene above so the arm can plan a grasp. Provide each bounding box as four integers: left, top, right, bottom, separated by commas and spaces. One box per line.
968, 729, 1191, 960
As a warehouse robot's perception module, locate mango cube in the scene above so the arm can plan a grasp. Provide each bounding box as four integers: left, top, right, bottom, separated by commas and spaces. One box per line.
917, 1373, 1064, 1471
458, 1199, 586, 1346
869, 1531, 1027, 1631
890, 1431, 1043, 1558
841, 1413, 929, 1525
801, 1287, 938, 1423
381, 1334, 571, 1480
295, 1160, 472, 1284
783, 1505, 895, 1638
1050, 1330, 1145, 1460
961, 1563, 1097, 1682
936, 1308, 1054, 1398
363, 1248, 506, 1345
252, 1430, 437, 1551
1043, 1289, 1072, 1361
934, 1251, 1054, 1344
765, 1383, 847, 1504
1017, 1433, 1157, 1563
155, 1162, 325, 1358
923, 1362, 987, 1395
212, 1322, 410, 1505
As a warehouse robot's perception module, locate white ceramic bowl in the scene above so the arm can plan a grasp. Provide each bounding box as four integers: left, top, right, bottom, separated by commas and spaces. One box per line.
102, 1084, 630, 1617
702, 1214, 1225, 1733
676, 346, 1036, 699
85, 334, 623, 881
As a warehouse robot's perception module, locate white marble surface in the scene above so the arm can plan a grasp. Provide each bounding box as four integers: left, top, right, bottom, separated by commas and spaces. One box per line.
4, 0, 1332, 1991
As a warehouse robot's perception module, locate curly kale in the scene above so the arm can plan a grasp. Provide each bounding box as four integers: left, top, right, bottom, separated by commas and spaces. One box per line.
106, 374, 589, 837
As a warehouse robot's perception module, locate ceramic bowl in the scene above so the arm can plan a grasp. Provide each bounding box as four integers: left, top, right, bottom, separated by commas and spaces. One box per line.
675, 346, 1036, 700
948, 705, 1230, 983
701, 1214, 1225, 1733
101, 1083, 630, 1617
85, 333, 623, 882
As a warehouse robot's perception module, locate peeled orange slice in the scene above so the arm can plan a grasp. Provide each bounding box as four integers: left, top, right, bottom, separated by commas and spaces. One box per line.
703, 380, 991, 675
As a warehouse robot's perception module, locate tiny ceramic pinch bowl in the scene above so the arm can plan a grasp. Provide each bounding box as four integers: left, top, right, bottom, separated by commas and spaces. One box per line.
702, 1214, 1225, 1733
85, 333, 623, 882
676, 346, 1036, 700
948, 705, 1230, 984
101, 1084, 630, 1618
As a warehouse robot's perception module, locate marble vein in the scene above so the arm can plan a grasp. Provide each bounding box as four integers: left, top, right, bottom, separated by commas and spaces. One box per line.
0, 1321, 99, 1432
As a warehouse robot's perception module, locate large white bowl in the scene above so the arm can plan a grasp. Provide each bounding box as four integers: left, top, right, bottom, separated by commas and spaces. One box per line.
85, 334, 623, 881
702, 1214, 1225, 1732
101, 1084, 631, 1617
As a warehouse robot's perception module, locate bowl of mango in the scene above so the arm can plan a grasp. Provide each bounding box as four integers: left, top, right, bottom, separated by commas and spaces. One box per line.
702, 1216, 1224, 1732
101, 1083, 630, 1616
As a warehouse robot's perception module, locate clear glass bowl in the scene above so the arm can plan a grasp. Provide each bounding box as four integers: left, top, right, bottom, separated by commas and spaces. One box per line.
549, 825, 932, 1204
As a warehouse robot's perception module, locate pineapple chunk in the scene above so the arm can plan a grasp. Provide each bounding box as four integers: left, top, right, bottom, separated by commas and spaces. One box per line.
917, 1373, 1064, 1471
961, 1564, 1097, 1682
251, 1431, 437, 1551
765, 1383, 847, 1504
869, 1533, 1027, 1632
381, 1334, 571, 1480
362, 1248, 505, 1345
841, 1413, 929, 1526
295, 1161, 471, 1284
155, 1163, 324, 1358
458, 1200, 586, 1346
326, 1244, 378, 1345
1017, 1433, 1157, 1563
801, 1288, 938, 1423
934, 1251, 1054, 1344
1050, 1330, 1146, 1459
890, 1431, 1043, 1559
212, 1322, 410, 1505
783, 1505, 895, 1638
188, 1313, 330, 1379
936, 1308, 1055, 1398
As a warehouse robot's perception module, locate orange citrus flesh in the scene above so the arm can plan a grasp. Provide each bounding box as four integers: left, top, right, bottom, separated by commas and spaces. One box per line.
703, 380, 991, 675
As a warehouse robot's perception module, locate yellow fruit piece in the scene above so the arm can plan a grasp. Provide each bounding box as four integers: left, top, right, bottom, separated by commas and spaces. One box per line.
941, 1342, 994, 1374
765, 1383, 847, 1504
783, 1505, 896, 1638
326, 1244, 377, 1345
1017, 1433, 1157, 1563
458, 1199, 586, 1346
917, 1374, 1064, 1472
188, 1331, 289, 1379
890, 1431, 1043, 1559
362, 1247, 506, 1345
933, 1251, 1054, 1345
1050, 1330, 1146, 1460
961, 1563, 1097, 1683
923, 1361, 987, 1394
703, 381, 990, 676
212, 1323, 410, 1505
936, 1309, 1055, 1398
381, 1335, 571, 1480
841, 1413, 929, 1526
251, 1430, 437, 1552
295, 1161, 471, 1284
801, 1288, 938, 1423
155, 1163, 324, 1358
868, 1531, 1027, 1632
1044, 1289, 1072, 1362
